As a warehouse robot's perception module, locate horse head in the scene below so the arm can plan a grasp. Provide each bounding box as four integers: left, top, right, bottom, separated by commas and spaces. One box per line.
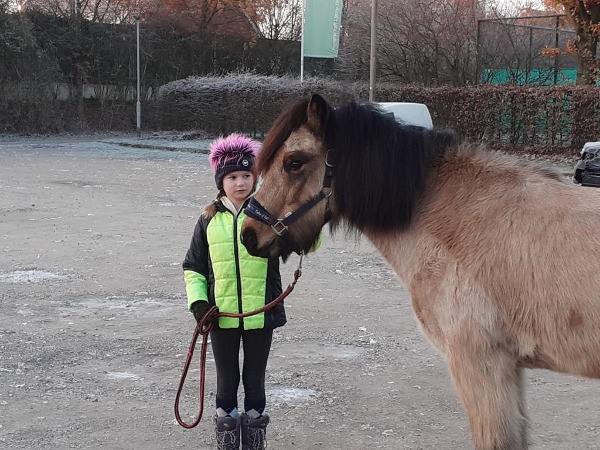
241, 94, 333, 260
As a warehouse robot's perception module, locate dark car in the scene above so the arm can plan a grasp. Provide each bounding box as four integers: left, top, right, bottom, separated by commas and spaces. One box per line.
574, 141, 600, 187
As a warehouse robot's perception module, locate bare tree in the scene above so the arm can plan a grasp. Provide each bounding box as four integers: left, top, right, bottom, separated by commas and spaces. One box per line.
547, 0, 600, 84
241, 0, 302, 40
334, 0, 370, 80
337, 0, 486, 86
24, 0, 122, 22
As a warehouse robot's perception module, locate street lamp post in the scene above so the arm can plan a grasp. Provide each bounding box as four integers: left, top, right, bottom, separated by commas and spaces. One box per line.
369, 0, 378, 102
136, 16, 141, 138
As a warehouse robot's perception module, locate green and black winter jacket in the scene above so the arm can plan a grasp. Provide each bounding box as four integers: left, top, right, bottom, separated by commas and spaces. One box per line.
182, 199, 285, 330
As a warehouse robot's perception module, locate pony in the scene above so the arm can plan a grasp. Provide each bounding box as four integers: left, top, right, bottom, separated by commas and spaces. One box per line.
240, 93, 600, 449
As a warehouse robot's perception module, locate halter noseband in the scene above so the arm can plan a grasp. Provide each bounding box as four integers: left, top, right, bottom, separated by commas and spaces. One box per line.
245, 154, 334, 238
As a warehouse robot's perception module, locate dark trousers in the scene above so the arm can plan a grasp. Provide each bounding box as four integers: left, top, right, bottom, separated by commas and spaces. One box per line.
210, 326, 273, 414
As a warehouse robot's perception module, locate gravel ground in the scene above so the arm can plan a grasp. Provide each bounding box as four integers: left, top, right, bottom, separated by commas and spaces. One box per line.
1, 134, 599, 450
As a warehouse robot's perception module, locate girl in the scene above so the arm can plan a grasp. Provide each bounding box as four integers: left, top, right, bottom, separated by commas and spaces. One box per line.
182, 133, 283, 450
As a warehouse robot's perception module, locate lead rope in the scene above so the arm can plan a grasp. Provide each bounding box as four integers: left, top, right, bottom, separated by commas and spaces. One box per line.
174, 254, 304, 428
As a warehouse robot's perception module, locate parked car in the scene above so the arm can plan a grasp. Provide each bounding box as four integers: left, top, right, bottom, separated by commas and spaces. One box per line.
376, 102, 433, 129
574, 141, 600, 187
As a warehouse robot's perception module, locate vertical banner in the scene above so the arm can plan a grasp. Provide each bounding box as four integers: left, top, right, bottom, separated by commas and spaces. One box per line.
303, 0, 343, 58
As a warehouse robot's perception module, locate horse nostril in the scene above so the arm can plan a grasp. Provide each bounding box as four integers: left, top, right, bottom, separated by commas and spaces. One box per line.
241, 227, 257, 252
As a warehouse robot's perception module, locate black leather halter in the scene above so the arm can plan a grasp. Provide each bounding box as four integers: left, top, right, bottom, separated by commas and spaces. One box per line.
245, 156, 334, 238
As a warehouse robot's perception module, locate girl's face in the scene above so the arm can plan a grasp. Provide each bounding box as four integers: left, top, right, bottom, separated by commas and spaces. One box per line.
222, 170, 255, 205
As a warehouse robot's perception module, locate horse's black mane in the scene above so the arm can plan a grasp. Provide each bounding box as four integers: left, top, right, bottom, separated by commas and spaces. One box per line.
325, 102, 460, 232
258, 97, 461, 233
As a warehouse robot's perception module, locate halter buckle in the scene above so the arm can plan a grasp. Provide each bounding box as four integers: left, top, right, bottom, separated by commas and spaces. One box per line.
271, 220, 289, 236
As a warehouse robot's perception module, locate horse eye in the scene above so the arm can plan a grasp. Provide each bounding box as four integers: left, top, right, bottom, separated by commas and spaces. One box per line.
287, 159, 304, 172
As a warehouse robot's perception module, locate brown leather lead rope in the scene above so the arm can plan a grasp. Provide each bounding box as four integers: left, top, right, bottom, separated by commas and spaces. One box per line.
174, 255, 303, 429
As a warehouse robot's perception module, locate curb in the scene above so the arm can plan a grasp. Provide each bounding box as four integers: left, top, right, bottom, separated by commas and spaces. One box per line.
103, 141, 210, 154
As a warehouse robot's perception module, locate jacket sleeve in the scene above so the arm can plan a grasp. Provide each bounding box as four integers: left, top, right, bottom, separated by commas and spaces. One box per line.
266, 256, 286, 328
182, 215, 210, 310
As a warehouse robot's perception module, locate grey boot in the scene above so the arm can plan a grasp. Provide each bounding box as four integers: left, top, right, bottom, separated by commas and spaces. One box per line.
241, 409, 269, 450
215, 409, 240, 450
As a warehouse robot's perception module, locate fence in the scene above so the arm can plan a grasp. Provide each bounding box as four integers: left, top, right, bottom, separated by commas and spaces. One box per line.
477, 14, 578, 85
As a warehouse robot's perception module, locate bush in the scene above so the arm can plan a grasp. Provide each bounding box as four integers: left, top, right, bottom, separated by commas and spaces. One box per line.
159, 75, 600, 153
158, 73, 357, 136
371, 83, 600, 153
0, 93, 159, 134
4, 72, 599, 155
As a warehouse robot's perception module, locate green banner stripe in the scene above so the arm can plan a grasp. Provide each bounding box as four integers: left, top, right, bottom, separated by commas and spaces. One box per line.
304, 0, 343, 58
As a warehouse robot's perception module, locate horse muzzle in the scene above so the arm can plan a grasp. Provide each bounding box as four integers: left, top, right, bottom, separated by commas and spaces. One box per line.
240, 226, 271, 258
241, 221, 297, 260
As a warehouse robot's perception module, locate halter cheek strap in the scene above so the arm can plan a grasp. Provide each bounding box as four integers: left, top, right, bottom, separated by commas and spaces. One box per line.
244, 155, 334, 238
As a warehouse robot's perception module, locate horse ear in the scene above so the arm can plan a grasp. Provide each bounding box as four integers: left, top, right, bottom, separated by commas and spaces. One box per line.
307, 94, 330, 134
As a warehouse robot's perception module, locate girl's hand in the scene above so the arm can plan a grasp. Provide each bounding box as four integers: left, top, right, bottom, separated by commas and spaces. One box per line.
191, 301, 217, 325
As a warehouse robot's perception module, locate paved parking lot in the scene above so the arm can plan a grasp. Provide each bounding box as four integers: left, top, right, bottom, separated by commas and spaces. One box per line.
0, 135, 598, 449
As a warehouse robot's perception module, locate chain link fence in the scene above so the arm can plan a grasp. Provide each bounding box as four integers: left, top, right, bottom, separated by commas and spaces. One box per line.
477, 14, 578, 85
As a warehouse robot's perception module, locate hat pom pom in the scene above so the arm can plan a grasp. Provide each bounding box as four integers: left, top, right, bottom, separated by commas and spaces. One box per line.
209, 133, 260, 173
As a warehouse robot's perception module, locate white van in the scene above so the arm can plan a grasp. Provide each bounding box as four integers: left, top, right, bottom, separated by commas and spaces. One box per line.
376, 102, 433, 129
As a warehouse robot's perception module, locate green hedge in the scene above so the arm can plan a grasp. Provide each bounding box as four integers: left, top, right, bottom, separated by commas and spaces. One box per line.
3, 75, 599, 155
159, 76, 600, 153
0, 97, 159, 134
370, 84, 599, 152
157, 74, 357, 137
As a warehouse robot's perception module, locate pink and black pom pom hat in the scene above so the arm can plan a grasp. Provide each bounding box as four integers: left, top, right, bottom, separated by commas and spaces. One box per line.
209, 133, 260, 189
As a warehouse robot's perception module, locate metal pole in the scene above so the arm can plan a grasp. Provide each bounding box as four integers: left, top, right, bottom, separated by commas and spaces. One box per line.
136, 16, 141, 138
475, 19, 481, 85
300, 0, 305, 82
554, 14, 560, 85
528, 26, 533, 83
369, 0, 377, 102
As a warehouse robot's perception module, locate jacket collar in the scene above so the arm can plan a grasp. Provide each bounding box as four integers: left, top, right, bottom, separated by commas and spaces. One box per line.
214, 196, 251, 216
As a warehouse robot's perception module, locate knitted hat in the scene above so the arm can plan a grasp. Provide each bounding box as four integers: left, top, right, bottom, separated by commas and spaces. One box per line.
209, 133, 260, 189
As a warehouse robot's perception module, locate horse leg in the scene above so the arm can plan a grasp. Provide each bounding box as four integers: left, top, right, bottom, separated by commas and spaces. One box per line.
446, 332, 528, 450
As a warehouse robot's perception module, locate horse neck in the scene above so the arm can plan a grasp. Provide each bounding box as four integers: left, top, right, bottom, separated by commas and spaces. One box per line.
358, 150, 533, 283
360, 226, 424, 284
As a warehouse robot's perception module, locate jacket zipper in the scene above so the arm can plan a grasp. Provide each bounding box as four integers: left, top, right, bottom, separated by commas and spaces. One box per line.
232, 212, 243, 328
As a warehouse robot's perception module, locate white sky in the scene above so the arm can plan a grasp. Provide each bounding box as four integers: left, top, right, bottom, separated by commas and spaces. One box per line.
492, 0, 548, 11
6, 0, 556, 17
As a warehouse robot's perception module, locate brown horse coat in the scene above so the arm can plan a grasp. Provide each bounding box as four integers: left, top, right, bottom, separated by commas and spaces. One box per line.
380, 148, 600, 377
241, 94, 600, 449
